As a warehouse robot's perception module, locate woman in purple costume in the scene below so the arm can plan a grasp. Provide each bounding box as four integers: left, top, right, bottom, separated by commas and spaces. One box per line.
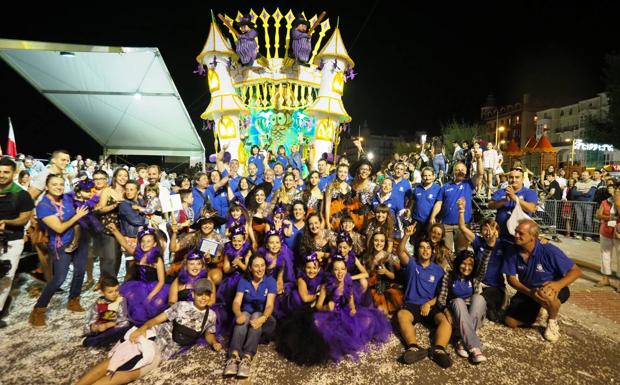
109, 226, 170, 326
313, 255, 391, 362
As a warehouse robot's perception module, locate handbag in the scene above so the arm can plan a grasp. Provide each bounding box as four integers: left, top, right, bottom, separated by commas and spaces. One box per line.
171, 307, 210, 346
506, 199, 531, 236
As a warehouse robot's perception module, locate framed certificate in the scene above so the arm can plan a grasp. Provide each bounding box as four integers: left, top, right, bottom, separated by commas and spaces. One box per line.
200, 239, 219, 256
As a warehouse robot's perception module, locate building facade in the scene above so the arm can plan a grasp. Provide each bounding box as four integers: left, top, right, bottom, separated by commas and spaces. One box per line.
480, 93, 543, 148
535, 93, 617, 167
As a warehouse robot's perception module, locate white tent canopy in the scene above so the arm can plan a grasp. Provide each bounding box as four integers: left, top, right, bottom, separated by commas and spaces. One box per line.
0, 39, 205, 160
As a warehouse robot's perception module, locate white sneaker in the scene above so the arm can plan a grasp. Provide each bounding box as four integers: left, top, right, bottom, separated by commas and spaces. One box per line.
544, 319, 561, 342
469, 347, 487, 364
454, 340, 468, 358
534, 307, 549, 326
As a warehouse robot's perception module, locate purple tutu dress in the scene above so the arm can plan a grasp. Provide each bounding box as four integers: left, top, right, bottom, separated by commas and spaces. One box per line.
120, 257, 170, 326
313, 275, 391, 362
216, 241, 251, 305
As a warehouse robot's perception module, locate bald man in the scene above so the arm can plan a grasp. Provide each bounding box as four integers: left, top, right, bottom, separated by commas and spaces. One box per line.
502, 219, 582, 342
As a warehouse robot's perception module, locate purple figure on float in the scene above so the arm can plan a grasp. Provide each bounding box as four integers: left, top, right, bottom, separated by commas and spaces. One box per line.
289, 14, 312, 66
235, 15, 258, 66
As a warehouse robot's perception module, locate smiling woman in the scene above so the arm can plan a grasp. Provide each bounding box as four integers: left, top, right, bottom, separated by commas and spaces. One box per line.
29, 174, 90, 328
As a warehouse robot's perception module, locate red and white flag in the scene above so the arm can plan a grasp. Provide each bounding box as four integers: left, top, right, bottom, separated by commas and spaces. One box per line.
6, 118, 17, 158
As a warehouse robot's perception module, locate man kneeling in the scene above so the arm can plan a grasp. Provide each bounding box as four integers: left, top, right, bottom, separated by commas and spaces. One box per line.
396, 226, 452, 368
503, 219, 582, 342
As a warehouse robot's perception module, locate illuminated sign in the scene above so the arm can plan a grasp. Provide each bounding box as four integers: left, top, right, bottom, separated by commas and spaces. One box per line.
573, 139, 614, 152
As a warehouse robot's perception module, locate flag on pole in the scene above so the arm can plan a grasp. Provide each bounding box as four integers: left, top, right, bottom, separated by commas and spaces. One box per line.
7, 118, 17, 158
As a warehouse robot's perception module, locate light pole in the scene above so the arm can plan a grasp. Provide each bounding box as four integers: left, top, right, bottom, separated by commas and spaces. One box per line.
495, 125, 505, 147
565, 138, 574, 166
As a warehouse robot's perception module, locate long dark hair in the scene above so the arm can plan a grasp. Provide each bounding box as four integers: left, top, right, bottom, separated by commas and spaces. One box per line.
298, 213, 322, 255
301, 171, 320, 203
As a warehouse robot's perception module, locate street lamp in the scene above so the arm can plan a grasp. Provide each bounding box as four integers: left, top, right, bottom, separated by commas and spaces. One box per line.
564, 138, 575, 165
495, 125, 505, 147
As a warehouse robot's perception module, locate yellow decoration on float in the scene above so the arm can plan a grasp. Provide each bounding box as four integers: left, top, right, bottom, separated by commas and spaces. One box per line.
207, 69, 220, 92
218, 116, 237, 139
315, 118, 335, 141
332, 72, 344, 95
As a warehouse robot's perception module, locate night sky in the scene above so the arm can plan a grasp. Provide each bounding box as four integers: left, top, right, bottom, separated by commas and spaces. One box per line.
1, 1, 619, 160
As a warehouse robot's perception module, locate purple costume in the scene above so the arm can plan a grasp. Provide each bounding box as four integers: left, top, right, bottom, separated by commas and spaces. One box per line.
120, 247, 170, 326
284, 270, 324, 314
313, 272, 391, 362
291, 29, 311, 63
216, 240, 252, 305
236, 29, 258, 65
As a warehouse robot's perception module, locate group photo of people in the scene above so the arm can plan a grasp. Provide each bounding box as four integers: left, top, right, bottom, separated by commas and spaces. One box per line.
0, 135, 589, 383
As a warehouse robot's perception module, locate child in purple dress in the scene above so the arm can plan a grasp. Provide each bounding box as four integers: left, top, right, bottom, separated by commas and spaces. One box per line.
108, 225, 170, 326
333, 231, 369, 294
217, 226, 252, 305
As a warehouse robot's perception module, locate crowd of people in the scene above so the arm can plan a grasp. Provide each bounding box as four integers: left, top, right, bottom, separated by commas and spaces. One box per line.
2, 134, 610, 383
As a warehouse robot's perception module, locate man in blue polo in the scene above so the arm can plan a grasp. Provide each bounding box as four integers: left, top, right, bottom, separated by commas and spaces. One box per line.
487, 166, 537, 241
246, 163, 263, 186
410, 167, 440, 242
191, 172, 210, 217
392, 161, 412, 209
396, 226, 452, 368
429, 154, 484, 251
317, 159, 333, 191
503, 219, 582, 342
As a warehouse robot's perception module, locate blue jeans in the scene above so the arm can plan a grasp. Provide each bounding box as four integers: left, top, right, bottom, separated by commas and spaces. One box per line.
433, 155, 446, 175
450, 294, 486, 350
35, 238, 88, 308
229, 311, 276, 357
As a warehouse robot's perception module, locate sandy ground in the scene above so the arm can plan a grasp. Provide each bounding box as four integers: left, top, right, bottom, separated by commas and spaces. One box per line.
1, 271, 619, 385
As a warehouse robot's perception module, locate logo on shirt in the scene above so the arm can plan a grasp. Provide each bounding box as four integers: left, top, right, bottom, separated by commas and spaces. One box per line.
428, 194, 434, 199
446, 188, 454, 192
468, 281, 472, 287
399, 187, 404, 192
536, 264, 545, 273
429, 275, 436, 283
264, 288, 269, 296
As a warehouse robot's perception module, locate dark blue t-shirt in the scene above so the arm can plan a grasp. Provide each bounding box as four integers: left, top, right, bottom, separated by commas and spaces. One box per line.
206, 185, 229, 218
412, 183, 441, 223
472, 235, 506, 288
502, 240, 575, 288
491, 187, 538, 238
237, 276, 277, 314
36, 194, 76, 247
403, 258, 444, 305
450, 278, 474, 299
437, 179, 475, 224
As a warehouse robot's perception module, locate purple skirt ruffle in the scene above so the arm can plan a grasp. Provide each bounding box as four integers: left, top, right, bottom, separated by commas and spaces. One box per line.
216, 272, 242, 305
313, 307, 391, 362
120, 280, 170, 326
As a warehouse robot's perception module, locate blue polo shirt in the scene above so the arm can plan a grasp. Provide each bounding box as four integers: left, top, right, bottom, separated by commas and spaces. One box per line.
36, 194, 76, 247
412, 183, 441, 223
273, 176, 283, 191
502, 240, 575, 289
403, 258, 444, 305
392, 178, 412, 208
248, 154, 265, 176
318, 174, 335, 191
284, 222, 304, 251
275, 154, 289, 168
491, 187, 538, 238
472, 235, 506, 288
207, 185, 229, 217
451, 278, 474, 299
237, 276, 277, 314
191, 187, 209, 219
221, 170, 240, 193
372, 192, 403, 218
247, 175, 263, 186
437, 179, 475, 225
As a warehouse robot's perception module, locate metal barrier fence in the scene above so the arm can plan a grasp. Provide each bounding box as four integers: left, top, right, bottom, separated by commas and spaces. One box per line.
533, 200, 600, 237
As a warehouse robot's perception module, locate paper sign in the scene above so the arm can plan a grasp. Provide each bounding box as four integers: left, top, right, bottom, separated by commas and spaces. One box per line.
608, 220, 617, 227
159, 192, 183, 213
200, 239, 219, 256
